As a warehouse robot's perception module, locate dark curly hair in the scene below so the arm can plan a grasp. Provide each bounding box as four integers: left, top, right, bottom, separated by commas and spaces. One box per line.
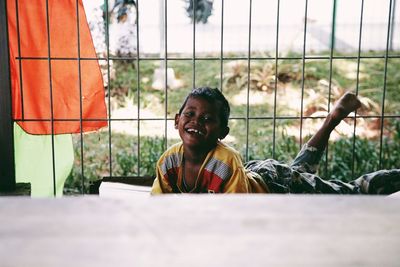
178, 87, 231, 128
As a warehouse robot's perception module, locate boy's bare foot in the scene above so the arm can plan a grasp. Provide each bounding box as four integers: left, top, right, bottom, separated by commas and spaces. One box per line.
330, 92, 362, 123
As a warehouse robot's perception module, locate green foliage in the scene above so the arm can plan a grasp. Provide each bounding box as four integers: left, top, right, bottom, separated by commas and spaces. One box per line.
323, 128, 400, 182
247, 130, 299, 164
64, 133, 166, 194
115, 138, 164, 177
184, 0, 214, 24
245, 123, 400, 183
360, 58, 400, 113
102, 0, 136, 23
327, 138, 380, 181
112, 60, 158, 106
65, 51, 400, 194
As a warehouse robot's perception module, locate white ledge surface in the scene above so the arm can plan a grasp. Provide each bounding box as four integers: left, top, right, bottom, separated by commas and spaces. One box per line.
0, 195, 399, 267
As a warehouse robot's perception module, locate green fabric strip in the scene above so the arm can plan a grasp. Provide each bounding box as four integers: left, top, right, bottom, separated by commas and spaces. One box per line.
14, 123, 74, 197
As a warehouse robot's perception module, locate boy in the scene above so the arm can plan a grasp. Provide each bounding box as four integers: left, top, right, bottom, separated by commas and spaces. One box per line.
151, 87, 400, 194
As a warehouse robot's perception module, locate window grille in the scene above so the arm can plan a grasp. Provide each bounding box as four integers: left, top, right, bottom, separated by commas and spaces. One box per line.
0, 0, 399, 196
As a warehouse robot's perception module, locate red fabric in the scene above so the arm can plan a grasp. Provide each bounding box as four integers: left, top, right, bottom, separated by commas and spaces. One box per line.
202, 170, 224, 192
7, 0, 107, 134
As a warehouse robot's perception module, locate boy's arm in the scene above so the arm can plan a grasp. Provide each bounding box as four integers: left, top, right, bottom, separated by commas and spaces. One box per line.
151, 159, 163, 194
151, 160, 174, 194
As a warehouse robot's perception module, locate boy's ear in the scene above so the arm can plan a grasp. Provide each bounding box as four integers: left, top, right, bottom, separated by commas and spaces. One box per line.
219, 126, 230, 140
174, 114, 180, 129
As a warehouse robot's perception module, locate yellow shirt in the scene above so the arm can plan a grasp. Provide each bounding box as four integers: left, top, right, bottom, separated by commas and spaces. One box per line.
151, 141, 269, 194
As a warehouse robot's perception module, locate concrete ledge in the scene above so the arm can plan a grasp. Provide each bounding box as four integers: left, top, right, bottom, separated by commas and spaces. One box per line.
0, 195, 399, 267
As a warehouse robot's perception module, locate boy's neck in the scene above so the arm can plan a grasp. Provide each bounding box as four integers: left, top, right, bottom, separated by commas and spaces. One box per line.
183, 142, 217, 164
183, 147, 208, 164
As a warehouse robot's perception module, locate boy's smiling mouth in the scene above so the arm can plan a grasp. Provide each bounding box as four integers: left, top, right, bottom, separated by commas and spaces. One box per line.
185, 128, 205, 136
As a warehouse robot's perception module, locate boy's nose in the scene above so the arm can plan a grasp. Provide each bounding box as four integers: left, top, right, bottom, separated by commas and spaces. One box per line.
192, 116, 203, 125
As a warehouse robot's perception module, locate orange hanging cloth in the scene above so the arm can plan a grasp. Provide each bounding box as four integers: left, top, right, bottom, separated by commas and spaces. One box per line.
7, 0, 107, 134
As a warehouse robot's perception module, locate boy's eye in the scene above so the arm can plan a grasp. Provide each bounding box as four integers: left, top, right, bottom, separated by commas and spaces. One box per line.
203, 115, 215, 122
184, 111, 194, 117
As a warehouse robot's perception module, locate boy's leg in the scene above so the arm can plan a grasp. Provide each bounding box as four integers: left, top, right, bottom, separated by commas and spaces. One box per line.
307, 92, 361, 150
291, 92, 361, 173
351, 169, 400, 194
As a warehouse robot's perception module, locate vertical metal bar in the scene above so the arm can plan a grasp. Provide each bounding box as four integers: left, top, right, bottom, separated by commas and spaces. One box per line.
45, 0, 57, 196
330, 0, 337, 51
351, 0, 365, 178
324, 0, 338, 178
219, 0, 224, 91
245, 0, 253, 162
164, 0, 168, 149
136, 0, 141, 176
0, 0, 16, 191
379, 0, 394, 169
272, 0, 280, 158
75, 0, 85, 194
105, 0, 113, 177
192, 0, 196, 89
389, 0, 397, 51
14, 0, 24, 119
299, 0, 309, 148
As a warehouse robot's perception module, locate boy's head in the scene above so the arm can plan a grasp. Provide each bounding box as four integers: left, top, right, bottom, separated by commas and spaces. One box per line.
175, 87, 231, 150
178, 87, 230, 128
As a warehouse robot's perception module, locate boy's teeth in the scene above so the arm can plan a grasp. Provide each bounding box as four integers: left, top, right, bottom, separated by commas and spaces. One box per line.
187, 128, 204, 135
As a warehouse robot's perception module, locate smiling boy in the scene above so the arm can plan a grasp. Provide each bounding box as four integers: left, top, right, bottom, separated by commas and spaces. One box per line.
151, 87, 400, 194
151, 87, 268, 193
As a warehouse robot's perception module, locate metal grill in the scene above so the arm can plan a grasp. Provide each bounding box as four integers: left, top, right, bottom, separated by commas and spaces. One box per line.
0, 0, 399, 196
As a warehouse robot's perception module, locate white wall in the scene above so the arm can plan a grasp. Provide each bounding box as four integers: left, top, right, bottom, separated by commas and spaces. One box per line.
83, 0, 400, 54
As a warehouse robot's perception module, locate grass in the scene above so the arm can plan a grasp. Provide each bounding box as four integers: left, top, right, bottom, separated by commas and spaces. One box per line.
65, 131, 171, 194
65, 119, 400, 193
64, 51, 400, 194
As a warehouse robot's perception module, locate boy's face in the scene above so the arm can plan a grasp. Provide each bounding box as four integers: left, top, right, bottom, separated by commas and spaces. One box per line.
175, 96, 229, 151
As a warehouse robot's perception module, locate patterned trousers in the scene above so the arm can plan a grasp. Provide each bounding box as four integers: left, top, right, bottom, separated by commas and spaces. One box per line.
245, 144, 400, 194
